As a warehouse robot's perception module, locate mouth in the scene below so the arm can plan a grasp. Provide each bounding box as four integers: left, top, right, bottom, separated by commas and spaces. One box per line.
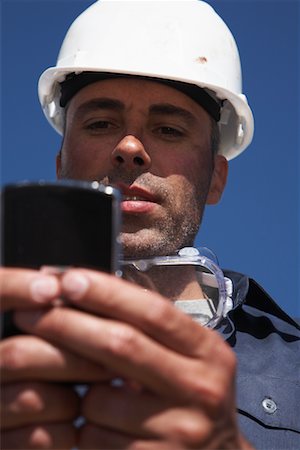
123, 195, 149, 201
117, 183, 160, 214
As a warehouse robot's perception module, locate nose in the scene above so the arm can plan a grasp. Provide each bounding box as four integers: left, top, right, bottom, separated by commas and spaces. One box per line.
111, 135, 151, 170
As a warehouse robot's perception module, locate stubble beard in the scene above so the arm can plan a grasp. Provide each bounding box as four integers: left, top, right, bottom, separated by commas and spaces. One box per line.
58, 165, 208, 259
118, 175, 206, 259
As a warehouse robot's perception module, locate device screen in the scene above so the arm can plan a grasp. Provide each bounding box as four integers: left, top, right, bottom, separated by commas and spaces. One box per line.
1, 181, 121, 273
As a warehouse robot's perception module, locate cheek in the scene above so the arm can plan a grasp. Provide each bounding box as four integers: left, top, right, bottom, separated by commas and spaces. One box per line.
159, 150, 210, 187
165, 154, 213, 209
166, 173, 200, 213
61, 135, 111, 179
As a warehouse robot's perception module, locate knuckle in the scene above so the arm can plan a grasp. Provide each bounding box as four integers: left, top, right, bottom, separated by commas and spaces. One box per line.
2, 425, 50, 450
170, 416, 212, 446
182, 371, 229, 409
0, 338, 28, 372
195, 369, 229, 407
107, 323, 139, 357
29, 424, 76, 449
29, 426, 52, 449
27, 426, 53, 449
205, 383, 228, 409
144, 297, 174, 328
14, 384, 45, 413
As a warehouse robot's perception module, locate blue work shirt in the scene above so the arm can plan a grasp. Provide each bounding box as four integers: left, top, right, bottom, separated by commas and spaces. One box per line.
220, 271, 300, 450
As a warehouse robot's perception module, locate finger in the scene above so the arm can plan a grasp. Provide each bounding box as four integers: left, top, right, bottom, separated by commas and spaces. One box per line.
2, 423, 77, 449
0, 335, 115, 383
60, 269, 216, 357
82, 383, 212, 443
1, 381, 79, 429
0, 268, 61, 311
79, 423, 177, 450
15, 307, 233, 402
61, 269, 236, 378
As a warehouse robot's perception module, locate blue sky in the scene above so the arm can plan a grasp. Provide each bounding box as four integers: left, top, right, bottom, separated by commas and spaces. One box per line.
1, 0, 299, 316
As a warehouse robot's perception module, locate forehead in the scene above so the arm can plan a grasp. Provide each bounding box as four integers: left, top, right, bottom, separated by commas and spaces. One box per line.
66, 77, 211, 122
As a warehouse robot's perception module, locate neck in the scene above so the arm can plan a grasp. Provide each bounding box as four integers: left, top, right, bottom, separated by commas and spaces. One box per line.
122, 265, 205, 301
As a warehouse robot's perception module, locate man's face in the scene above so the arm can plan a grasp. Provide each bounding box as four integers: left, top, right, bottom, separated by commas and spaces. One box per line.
57, 78, 227, 258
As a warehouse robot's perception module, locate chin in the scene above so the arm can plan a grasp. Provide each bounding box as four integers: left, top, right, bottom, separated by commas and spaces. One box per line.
120, 232, 159, 259
120, 229, 194, 259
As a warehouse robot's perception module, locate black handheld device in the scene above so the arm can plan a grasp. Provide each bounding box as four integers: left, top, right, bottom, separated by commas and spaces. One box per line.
1, 180, 121, 273
1, 180, 122, 338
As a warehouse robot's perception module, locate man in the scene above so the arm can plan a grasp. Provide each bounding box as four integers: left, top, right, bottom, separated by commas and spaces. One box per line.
1, 1, 299, 449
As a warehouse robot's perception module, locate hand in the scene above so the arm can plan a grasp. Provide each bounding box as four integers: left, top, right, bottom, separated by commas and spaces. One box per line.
14, 269, 254, 449
0, 268, 113, 449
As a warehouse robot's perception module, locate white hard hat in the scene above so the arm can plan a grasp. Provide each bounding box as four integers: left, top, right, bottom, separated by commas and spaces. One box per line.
38, 0, 254, 160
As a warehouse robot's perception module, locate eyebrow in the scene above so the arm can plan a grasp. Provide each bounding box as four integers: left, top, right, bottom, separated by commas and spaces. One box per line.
149, 103, 197, 126
74, 98, 125, 118
73, 98, 197, 126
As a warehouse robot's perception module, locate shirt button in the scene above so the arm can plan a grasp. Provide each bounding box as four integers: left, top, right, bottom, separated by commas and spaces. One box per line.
262, 397, 277, 414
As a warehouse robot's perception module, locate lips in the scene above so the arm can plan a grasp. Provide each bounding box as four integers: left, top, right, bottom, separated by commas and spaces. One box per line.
116, 182, 159, 213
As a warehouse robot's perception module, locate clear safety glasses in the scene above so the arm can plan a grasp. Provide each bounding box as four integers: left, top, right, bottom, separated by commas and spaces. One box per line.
121, 247, 233, 329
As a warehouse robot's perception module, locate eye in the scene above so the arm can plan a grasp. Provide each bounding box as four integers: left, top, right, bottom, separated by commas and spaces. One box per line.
156, 126, 184, 138
86, 120, 114, 130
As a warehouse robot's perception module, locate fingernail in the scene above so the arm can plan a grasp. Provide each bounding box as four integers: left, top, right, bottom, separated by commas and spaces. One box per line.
62, 272, 89, 300
30, 276, 59, 302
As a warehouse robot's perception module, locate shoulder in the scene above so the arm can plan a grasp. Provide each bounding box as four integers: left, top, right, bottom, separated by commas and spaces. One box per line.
224, 270, 299, 341
224, 271, 300, 449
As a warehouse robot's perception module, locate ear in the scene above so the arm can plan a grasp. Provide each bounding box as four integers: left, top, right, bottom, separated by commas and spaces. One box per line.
56, 151, 62, 179
206, 154, 228, 205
